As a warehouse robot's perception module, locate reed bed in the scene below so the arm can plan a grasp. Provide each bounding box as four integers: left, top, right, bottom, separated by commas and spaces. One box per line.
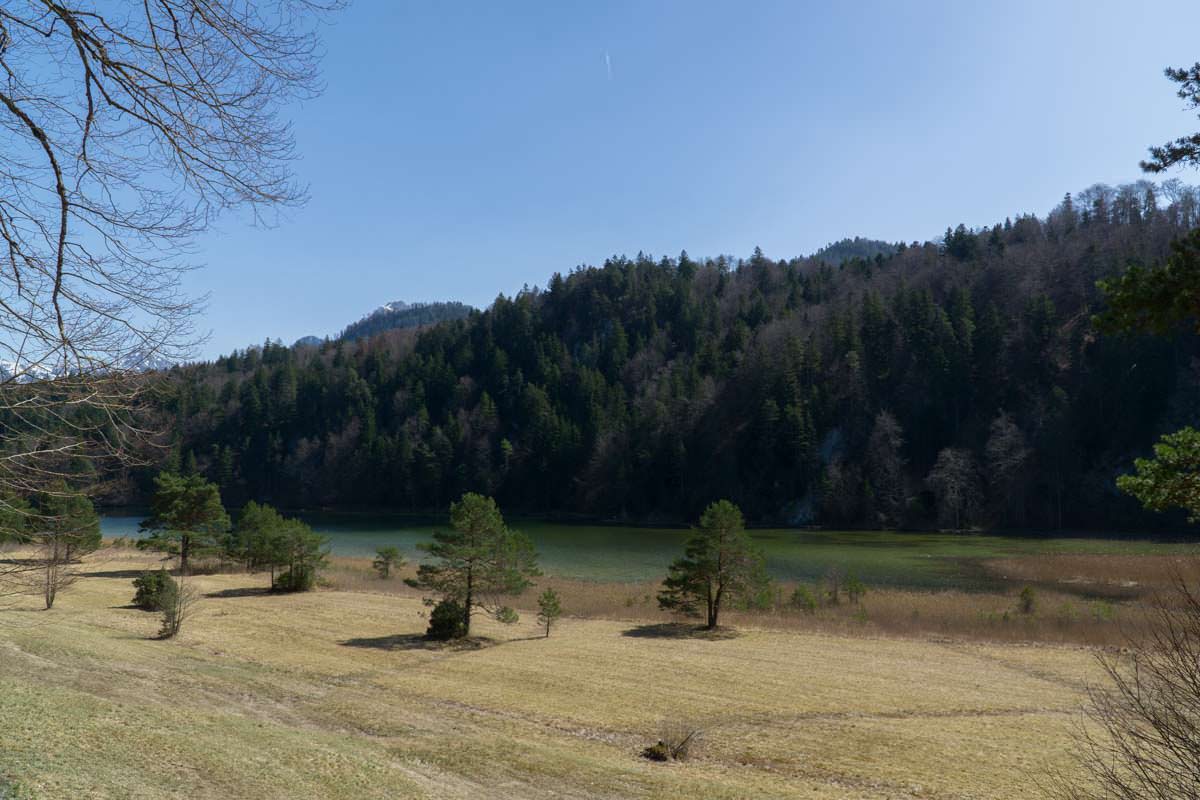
322, 555, 1157, 647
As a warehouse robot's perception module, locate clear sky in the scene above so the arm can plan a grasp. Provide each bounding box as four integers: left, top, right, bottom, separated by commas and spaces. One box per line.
188, 0, 1200, 357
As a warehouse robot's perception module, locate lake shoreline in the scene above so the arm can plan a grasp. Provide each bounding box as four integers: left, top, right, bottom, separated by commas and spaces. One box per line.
101, 511, 1200, 591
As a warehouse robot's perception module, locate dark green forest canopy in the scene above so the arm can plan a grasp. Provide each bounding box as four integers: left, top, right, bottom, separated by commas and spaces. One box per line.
146, 181, 1200, 530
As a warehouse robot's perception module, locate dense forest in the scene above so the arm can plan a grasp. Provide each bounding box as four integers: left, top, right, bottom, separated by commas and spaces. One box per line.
142, 181, 1200, 530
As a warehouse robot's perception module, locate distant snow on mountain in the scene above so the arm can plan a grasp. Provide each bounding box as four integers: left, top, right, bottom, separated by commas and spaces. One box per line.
338, 300, 473, 342
0, 360, 57, 383
0, 348, 179, 382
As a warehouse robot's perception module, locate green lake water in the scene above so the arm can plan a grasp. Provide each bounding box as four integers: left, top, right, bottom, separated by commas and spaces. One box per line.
100, 513, 1200, 590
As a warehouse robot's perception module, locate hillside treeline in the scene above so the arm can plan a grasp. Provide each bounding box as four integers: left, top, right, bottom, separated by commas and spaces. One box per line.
150, 181, 1200, 529
338, 301, 474, 342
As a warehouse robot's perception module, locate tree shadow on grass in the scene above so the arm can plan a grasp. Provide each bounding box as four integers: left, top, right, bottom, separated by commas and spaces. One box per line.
84, 569, 155, 580
205, 586, 273, 599
339, 633, 498, 652
621, 622, 740, 641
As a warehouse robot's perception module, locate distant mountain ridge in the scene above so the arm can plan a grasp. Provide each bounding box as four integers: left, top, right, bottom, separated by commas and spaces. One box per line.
810, 237, 899, 264
337, 300, 473, 342
288, 300, 474, 348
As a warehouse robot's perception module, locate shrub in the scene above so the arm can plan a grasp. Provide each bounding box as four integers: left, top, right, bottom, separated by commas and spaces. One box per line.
425, 599, 467, 641
1054, 579, 1200, 800
372, 545, 403, 579
739, 578, 776, 611
272, 565, 315, 593
641, 741, 671, 762
824, 566, 844, 606
1018, 585, 1036, 615
641, 721, 702, 762
790, 584, 818, 614
157, 579, 196, 640
1091, 600, 1116, 622
846, 573, 867, 604
132, 569, 176, 611
494, 605, 519, 624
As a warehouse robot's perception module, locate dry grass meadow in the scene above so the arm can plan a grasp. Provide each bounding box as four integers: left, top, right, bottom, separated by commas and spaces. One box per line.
0, 547, 1124, 799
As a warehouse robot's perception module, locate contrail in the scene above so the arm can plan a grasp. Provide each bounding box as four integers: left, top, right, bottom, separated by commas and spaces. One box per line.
604, 50, 612, 81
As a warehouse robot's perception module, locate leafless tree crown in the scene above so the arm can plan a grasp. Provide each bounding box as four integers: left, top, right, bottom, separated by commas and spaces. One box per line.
0, 1, 340, 507
1057, 575, 1200, 800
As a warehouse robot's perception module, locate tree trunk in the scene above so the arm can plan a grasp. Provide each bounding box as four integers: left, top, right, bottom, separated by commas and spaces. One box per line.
463, 566, 473, 636
180, 534, 191, 575
44, 566, 56, 610
705, 581, 719, 629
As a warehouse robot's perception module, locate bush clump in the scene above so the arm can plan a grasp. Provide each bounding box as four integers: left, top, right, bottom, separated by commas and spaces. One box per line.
790, 584, 818, 613
272, 566, 316, 593
1019, 585, 1037, 615
131, 569, 177, 611
641, 741, 671, 762
846, 573, 867, 604
425, 599, 467, 641
641, 722, 701, 763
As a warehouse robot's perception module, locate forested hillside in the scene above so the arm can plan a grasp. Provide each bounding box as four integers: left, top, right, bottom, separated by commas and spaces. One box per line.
339, 301, 473, 342
149, 181, 1200, 529
811, 237, 899, 264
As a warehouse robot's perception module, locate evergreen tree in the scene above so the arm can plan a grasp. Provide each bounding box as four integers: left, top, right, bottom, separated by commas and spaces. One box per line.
271, 519, 329, 592
0, 494, 31, 544
536, 587, 562, 638
138, 473, 230, 574
1142, 63, 1200, 173
226, 501, 287, 580
658, 500, 766, 630
408, 493, 540, 636
1116, 428, 1200, 520
373, 546, 403, 579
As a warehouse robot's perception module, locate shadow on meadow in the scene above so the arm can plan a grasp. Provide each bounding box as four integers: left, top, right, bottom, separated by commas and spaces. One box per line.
339, 633, 499, 652
205, 586, 273, 599
622, 622, 739, 640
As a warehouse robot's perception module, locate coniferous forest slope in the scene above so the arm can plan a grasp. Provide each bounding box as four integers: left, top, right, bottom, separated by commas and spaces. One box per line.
150, 182, 1200, 531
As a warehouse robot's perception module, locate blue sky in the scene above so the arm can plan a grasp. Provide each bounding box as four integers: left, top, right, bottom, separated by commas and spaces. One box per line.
189, 0, 1200, 357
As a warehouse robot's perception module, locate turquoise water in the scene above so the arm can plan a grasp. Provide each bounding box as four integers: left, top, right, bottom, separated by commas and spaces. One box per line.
100, 512, 1199, 588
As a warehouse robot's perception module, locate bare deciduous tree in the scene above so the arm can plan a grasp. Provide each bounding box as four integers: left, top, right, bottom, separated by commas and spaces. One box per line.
925, 447, 982, 531
986, 410, 1030, 526
28, 487, 99, 608
1056, 574, 1200, 800
865, 410, 907, 527
0, 2, 340, 594
156, 573, 197, 639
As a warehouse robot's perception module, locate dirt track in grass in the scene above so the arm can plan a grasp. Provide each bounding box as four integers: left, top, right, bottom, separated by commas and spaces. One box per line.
0, 549, 1105, 799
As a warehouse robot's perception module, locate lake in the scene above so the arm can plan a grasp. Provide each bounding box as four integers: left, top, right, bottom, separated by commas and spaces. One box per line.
100, 512, 1200, 590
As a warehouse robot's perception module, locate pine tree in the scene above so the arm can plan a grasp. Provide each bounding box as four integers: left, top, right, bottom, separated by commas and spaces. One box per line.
408, 494, 540, 636
138, 473, 230, 574
658, 500, 766, 630
537, 588, 562, 638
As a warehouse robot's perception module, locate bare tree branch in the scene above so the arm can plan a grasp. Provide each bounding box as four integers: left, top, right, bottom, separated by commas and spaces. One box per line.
0, 0, 342, 596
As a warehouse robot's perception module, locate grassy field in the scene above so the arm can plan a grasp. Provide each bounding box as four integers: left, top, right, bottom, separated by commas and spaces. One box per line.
0, 549, 1109, 799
